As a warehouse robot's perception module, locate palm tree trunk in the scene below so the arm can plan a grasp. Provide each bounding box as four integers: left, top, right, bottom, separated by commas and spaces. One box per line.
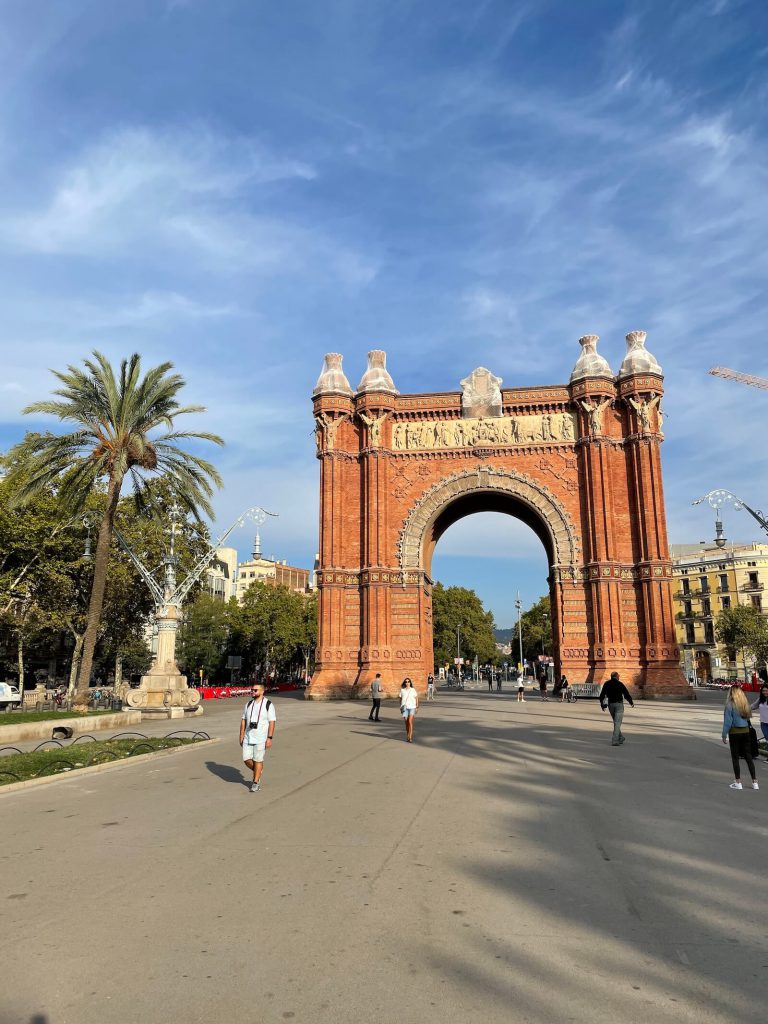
114, 653, 123, 691
74, 476, 122, 709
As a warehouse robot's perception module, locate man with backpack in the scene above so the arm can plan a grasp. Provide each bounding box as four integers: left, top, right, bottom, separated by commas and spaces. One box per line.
239, 681, 277, 793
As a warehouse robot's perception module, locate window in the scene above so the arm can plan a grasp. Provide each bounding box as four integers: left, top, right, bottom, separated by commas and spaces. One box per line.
752, 595, 762, 611
682, 579, 691, 595
722, 596, 731, 610
699, 576, 709, 593
719, 574, 729, 592
683, 601, 692, 617
748, 571, 759, 586
704, 622, 715, 645
702, 598, 711, 616
685, 624, 695, 644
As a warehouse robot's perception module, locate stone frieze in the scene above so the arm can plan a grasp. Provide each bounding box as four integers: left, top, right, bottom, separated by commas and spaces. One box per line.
391, 412, 576, 451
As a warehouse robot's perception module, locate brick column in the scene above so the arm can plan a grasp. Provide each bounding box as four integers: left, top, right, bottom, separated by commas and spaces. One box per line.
571, 377, 623, 682
620, 374, 687, 697
355, 392, 400, 695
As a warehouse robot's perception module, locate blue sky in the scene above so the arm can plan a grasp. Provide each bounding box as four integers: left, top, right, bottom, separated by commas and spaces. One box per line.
1, 0, 767, 623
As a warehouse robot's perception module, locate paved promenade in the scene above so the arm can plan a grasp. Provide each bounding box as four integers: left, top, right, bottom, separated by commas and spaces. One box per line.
1, 689, 764, 1024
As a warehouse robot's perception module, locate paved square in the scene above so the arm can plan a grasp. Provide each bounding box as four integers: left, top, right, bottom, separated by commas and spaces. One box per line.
1, 689, 763, 1024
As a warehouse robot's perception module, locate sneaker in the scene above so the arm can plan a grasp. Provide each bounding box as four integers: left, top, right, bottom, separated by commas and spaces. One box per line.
250, 782, 260, 793
729, 782, 743, 790
618, 736, 626, 745
752, 781, 759, 790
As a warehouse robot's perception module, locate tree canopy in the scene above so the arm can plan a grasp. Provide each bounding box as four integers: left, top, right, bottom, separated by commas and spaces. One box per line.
2, 351, 223, 705
432, 582, 497, 669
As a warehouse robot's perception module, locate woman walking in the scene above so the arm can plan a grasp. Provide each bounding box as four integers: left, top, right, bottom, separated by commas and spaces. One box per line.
400, 677, 419, 742
751, 683, 768, 762
559, 675, 569, 703
722, 685, 758, 790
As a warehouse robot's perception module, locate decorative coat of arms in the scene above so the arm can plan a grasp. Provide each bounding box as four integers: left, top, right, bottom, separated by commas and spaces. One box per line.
460, 367, 503, 419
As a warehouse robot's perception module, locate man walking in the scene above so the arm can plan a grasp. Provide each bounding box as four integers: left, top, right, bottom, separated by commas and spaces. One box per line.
599, 671, 635, 746
426, 674, 435, 701
369, 672, 383, 721
239, 682, 277, 792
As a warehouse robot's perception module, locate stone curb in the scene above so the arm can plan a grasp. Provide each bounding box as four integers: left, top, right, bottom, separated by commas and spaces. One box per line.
0, 736, 221, 796
0, 710, 142, 744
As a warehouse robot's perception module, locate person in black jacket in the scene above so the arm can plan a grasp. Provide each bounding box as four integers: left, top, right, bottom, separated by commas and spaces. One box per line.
599, 671, 635, 746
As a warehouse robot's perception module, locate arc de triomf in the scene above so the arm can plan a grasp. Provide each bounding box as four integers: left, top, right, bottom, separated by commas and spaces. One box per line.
308, 332, 687, 700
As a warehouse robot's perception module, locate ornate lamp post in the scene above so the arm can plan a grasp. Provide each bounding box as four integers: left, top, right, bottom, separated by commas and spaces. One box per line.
119, 504, 276, 718
693, 489, 768, 543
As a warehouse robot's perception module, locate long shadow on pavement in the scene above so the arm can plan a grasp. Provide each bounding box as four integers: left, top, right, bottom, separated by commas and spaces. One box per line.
204, 760, 250, 787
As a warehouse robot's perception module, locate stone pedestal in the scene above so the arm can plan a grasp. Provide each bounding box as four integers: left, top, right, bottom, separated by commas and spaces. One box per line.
124, 607, 203, 719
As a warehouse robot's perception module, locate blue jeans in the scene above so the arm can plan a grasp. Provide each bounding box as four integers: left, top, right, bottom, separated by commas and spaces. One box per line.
608, 702, 624, 744
761, 723, 768, 745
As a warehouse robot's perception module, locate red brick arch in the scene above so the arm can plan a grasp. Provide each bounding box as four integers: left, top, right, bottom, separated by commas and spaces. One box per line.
308, 346, 687, 700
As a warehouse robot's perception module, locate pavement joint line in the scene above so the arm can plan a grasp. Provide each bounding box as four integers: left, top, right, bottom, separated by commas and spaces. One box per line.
371, 751, 456, 884
0, 736, 221, 797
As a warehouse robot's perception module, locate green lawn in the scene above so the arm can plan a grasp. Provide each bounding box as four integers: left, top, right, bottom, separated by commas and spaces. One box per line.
0, 736, 203, 785
0, 709, 117, 727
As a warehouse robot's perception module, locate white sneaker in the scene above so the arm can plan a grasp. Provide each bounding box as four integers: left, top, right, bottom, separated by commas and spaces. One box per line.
752, 781, 759, 790
729, 782, 743, 790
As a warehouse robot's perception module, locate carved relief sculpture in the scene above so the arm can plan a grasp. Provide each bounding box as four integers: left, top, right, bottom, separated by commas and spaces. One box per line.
628, 395, 660, 435
359, 411, 387, 447
389, 412, 577, 451
580, 397, 611, 436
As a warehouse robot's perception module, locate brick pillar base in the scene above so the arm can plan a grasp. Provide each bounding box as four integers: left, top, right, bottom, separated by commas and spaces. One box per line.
640, 664, 692, 700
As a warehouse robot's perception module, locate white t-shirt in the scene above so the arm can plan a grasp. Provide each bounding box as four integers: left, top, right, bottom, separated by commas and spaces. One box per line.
402, 688, 418, 710
242, 698, 277, 743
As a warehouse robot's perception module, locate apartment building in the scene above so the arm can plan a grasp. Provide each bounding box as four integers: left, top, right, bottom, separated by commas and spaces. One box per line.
670, 542, 768, 682
234, 532, 310, 603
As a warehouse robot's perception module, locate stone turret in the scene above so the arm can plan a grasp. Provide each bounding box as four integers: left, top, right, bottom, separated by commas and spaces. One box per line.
313, 353, 353, 398
356, 350, 398, 395
570, 335, 613, 382
618, 331, 662, 377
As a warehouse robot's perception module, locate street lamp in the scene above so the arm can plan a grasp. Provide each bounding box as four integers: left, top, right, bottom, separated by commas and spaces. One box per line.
456, 623, 462, 688
693, 489, 768, 544
515, 592, 523, 677
120, 504, 276, 716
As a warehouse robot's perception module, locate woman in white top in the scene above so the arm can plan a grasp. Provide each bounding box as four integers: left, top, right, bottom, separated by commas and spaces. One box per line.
400, 677, 419, 743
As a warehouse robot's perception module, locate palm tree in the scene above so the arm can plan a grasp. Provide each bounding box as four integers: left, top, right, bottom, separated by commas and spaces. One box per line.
4, 351, 223, 708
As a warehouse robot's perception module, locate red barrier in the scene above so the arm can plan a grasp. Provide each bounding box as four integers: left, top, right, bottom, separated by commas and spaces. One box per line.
197, 684, 300, 699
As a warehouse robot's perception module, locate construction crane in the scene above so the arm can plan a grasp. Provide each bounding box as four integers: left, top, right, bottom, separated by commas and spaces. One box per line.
709, 367, 768, 391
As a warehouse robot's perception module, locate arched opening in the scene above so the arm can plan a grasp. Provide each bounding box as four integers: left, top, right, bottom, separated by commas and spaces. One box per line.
426, 495, 558, 681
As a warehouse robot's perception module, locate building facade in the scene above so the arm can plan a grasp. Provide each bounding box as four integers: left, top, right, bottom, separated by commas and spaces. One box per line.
204, 547, 239, 602
671, 542, 768, 682
235, 533, 311, 602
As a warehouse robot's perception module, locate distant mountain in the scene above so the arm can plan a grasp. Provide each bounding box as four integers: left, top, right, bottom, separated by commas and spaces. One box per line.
494, 628, 513, 643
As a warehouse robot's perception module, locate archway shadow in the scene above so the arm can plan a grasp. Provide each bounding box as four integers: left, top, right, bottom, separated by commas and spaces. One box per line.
204, 760, 250, 787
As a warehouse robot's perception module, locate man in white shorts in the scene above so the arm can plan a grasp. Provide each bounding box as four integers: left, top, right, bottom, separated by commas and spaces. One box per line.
239, 681, 277, 793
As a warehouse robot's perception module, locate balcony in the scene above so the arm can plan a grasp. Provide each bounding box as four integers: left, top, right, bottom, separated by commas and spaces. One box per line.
740, 582, 764, 593
716, 585, 730, 594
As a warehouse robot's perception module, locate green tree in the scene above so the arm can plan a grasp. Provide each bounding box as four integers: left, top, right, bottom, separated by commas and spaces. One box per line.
231, 583, 313, 679
512, 595, 553, 666
431, 583, 497, 670
715, 605, 768, 678
177, 594, 234, 681
3, 352, 223, 708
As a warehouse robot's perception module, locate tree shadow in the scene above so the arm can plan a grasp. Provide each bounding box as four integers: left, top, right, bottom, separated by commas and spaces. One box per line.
394, 690, 763, 1020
